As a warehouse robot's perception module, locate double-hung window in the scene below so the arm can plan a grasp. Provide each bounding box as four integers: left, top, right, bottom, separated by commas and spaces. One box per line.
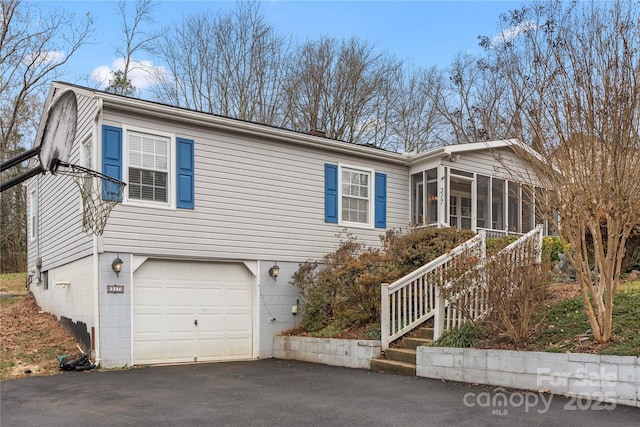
102, 125, 194, 209
341, 167, 371, 225
127, 131, 169, 203
325, 163, 386, 229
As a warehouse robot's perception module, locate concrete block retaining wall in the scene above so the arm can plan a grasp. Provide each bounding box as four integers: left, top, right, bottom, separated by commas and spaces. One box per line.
273, 336, 381, 369
416, 347, 640, 408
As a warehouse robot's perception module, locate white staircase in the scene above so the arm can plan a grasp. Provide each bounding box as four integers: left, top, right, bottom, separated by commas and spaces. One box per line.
379, 225, 544, 351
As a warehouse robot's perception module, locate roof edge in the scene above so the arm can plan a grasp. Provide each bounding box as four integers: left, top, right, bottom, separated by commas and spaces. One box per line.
52, 82, 408, 165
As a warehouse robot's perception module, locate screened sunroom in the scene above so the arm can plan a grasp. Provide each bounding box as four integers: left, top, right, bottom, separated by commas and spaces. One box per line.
408, 140, 556, 237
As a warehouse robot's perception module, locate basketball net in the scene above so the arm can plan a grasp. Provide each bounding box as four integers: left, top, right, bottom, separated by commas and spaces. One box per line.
56, 163, 126, 236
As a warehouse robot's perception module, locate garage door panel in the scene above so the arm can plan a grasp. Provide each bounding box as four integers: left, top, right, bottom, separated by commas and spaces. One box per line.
196, 288, 223, 304
134, 314, 164, 333
226, 338, 253, 357
195, 339, 223, 360
196, 313, 223, 329
136, 288, 163, 306
220, 289, 251, 307
134, 343, 166, 364
224, 314, 252, 332
133, 260, 253, 365
166, 315, 193, 333
166, 288, 193, 306
166, 339, 194, 361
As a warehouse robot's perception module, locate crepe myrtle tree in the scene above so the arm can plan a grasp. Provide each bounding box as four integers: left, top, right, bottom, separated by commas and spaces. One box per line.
484, 0, 640, 343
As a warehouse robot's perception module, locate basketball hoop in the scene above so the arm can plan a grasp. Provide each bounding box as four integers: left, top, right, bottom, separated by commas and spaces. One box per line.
1, 89, 77, 192
2, 88, 125, 236
56, 162, 126, 236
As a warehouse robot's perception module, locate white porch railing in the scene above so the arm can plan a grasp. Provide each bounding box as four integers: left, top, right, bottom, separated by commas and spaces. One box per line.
476, 227, 524, 240
380, 232, 486, 351
380, 225, 544, 350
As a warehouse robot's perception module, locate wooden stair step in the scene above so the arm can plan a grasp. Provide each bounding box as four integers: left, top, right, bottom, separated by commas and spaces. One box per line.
370, 359, 416, 376
384, 348, 416, 364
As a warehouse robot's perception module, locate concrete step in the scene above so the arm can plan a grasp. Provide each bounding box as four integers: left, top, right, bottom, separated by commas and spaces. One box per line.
384, 348, 416, 364
403, 337, 432, 350
418, 327, 434, 340
370, 358, 416, 376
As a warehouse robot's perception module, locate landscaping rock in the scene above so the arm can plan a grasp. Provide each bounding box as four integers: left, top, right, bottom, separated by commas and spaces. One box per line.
555, 252, 576, 281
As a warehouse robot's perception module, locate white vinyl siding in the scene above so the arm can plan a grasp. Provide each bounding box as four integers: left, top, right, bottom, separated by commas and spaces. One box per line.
102, 108, 409, 262
29, 189, 36, 242
27, 88, 96, 271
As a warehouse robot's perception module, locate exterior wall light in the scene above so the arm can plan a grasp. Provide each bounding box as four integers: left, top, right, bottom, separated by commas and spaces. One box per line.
112, 255, 123, 278
268, 262, 280, 280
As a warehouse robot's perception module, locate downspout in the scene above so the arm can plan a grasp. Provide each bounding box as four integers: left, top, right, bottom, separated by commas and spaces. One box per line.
91, 97, 103, 365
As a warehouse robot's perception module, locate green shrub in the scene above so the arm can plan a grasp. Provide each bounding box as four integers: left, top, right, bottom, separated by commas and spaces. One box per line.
429, 324, 481, 348
488, 235, 567, 263
290, 227, 476, 336
365, 324, 381, 340
291, 233, 387, 333
485, 235, 518, 255
382, 227, 476, 278
542, 236, 566, 262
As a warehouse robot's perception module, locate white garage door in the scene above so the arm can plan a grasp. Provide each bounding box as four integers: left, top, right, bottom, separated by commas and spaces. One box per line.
133, 260, 253, 365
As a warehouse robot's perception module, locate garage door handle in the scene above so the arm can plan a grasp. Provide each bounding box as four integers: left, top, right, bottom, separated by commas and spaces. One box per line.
194, 319, 198, 326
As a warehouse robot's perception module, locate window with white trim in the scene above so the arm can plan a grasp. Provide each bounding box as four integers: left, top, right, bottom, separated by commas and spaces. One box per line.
340, 167, 371, 225
127, 131, 169, 203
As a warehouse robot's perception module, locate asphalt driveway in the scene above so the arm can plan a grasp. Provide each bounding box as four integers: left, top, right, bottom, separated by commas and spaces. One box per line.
1, 359, 638, 426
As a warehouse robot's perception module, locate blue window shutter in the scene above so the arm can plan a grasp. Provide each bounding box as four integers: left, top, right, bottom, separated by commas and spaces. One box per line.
375, 172, 387, 228
101, 125, 122, 201
176, 137, 195, 209
325, 163, 338, 223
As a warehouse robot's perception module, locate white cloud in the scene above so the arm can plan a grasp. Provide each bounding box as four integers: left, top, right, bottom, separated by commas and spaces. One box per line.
90, 58, 168, 91
25, 50, 65, 66
492, 21, 536, 46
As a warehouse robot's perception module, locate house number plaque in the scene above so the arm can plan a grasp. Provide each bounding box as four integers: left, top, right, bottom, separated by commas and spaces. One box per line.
107, 285, 125, 294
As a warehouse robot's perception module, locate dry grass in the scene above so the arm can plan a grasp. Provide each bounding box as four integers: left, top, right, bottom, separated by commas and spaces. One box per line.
1, 273, 81, 381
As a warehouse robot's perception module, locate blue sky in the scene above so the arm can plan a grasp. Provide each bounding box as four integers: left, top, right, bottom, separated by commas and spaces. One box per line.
34, 0, 523, 94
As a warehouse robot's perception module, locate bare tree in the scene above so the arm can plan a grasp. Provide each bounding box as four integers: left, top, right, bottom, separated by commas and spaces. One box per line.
104, 0, 158, 96
491, 0, 640, 343
388, 64, 445, 152
432, 53, 519, 144
283, 36, 400, 144
1, 0, 92, 151
152, 1, 290, 125
0, 0, 92, 272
